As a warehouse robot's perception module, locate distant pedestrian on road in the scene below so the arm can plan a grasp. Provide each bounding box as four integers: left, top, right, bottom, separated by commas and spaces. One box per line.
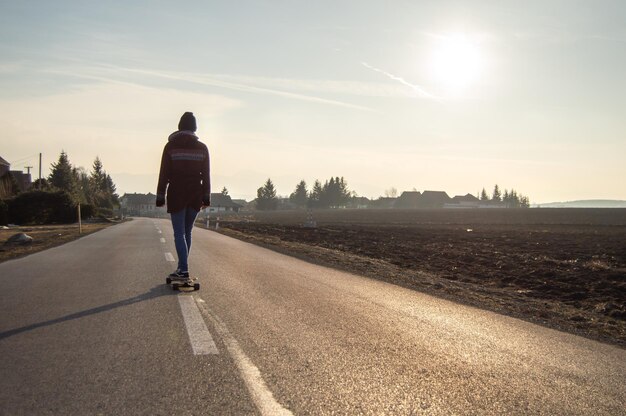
156, 112, 211, 280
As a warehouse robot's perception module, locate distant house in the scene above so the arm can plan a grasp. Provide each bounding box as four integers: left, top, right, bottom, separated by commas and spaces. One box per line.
0, 156, 31, 197
0, 156, 9, 177
120, 192, 167, 217
395, 191, 422, 209
120, 192, 242, 216
206, 193, 243, 213
0, 156, 13, 199
418, 191, 451, 208
393, 190, 452, 209
445, 193, 480, 209
10, 170, 32, 192
231, 199, 248, 210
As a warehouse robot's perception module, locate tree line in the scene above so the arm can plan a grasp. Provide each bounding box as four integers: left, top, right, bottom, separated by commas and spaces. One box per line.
256, 177, 352, 210
479, 184, 530, 208
43, 151, 120, 212
255, 179, 531, 210
0, 151, 120, 225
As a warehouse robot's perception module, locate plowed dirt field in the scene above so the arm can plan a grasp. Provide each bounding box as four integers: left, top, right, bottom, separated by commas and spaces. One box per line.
211, 209, 626, 346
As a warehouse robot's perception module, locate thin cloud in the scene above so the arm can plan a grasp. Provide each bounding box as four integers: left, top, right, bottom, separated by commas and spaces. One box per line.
134, 68, 377, 112
0, 62, 23, 74
72, 65, 376, 113
196, 74, 410, 98
361, 62, 439, 100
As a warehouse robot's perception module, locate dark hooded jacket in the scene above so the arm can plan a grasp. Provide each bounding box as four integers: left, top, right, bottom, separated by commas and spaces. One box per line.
157, 130, 210, 213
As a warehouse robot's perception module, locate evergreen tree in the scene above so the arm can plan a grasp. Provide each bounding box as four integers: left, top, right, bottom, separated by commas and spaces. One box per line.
89, 157, 110, 209
48, 151, 77, 196
318, 176, 351, 208
105, 174, 119, 207
221, 187, 229, 196
32, 178, 51, 191
492, 184, 502, 202
338, 177, 350, 205
320, 177, 335, 207
87, 157, 119, 210
90, 157, 106, 193
480, 188, 489, 201
510, 189, 519, 208
289, 180, 308, 208
256, 178, 278, 210
308, 180, 323, 208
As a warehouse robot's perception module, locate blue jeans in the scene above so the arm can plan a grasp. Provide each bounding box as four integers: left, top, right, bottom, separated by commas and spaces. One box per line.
170, 207, 199, 273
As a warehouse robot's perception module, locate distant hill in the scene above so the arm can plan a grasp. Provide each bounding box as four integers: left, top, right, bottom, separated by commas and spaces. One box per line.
534, 200, 626, 208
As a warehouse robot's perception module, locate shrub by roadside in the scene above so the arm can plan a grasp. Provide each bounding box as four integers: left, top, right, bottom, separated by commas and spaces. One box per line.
6, 190, 93, 225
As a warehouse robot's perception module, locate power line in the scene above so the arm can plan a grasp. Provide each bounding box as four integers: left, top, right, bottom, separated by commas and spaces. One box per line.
9, 153, 39, 166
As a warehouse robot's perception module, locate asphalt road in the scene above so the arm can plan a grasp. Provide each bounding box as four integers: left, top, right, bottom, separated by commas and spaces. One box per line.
1, 218, 624, 415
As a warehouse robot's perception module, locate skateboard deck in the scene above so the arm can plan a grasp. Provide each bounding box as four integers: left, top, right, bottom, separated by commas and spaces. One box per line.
166, 276, 200, 291
165, 276, 197, 284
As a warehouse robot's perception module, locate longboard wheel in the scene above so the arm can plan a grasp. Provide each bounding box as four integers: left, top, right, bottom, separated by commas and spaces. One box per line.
166, 277, 171, 285
194, 283, 200, 291
172, 283, 179, 291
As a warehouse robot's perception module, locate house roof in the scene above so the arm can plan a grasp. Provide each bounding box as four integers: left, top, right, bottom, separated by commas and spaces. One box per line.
210, 193, 242, 208
421, 190, 451, 201
452, 193, 479, 202
395, 191, 422, 208
121, 192, 156, 205
0, 156, 10, 167
416, 191, 451, 207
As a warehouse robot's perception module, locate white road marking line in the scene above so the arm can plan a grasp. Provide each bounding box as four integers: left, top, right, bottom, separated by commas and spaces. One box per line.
195, 299, 293, 416
160, 238, 166, 243
164, 252, 175, 262
178, 296, 218, 355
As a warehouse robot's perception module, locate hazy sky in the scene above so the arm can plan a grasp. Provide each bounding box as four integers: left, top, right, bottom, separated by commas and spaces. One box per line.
1, 0, 625, 203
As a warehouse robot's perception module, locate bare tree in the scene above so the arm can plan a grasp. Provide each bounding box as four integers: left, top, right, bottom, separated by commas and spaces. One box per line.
384, 187, 398, 198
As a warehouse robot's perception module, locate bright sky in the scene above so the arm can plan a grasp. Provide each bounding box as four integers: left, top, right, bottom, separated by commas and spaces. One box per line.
1, 1, 625, 203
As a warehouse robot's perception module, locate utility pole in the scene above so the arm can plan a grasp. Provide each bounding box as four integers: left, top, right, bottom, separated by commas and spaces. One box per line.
25, 166, 33, 174
38, 153, 42, 188
78, 203, 82, 234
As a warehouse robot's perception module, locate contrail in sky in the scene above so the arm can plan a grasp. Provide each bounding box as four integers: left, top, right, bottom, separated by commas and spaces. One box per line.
361, 62, 439, 100
44, 64, 376, 113
115, 66, 377, 112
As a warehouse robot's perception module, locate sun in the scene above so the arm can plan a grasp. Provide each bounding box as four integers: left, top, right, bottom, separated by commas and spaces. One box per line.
427, 33, 483, 95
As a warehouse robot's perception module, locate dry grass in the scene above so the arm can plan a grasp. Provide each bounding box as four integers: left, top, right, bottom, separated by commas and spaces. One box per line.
0, 223, 115, 263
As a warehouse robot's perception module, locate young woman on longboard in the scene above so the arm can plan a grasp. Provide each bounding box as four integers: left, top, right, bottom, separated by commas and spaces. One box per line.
156, 112, 210, 291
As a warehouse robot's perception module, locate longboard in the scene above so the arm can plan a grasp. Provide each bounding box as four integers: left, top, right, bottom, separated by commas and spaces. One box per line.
166, 276, 200, 291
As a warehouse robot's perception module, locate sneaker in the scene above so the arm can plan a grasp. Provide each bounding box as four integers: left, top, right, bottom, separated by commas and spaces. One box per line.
169, 270, 190, 280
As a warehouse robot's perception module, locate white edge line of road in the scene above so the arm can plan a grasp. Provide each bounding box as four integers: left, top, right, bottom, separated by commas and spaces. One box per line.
164, 252, 175, 262
177, 295, 219, 355
195, 297, 294, 416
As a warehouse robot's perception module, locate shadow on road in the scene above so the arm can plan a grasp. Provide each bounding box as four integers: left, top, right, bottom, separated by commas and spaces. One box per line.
0, 284, 176, 340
